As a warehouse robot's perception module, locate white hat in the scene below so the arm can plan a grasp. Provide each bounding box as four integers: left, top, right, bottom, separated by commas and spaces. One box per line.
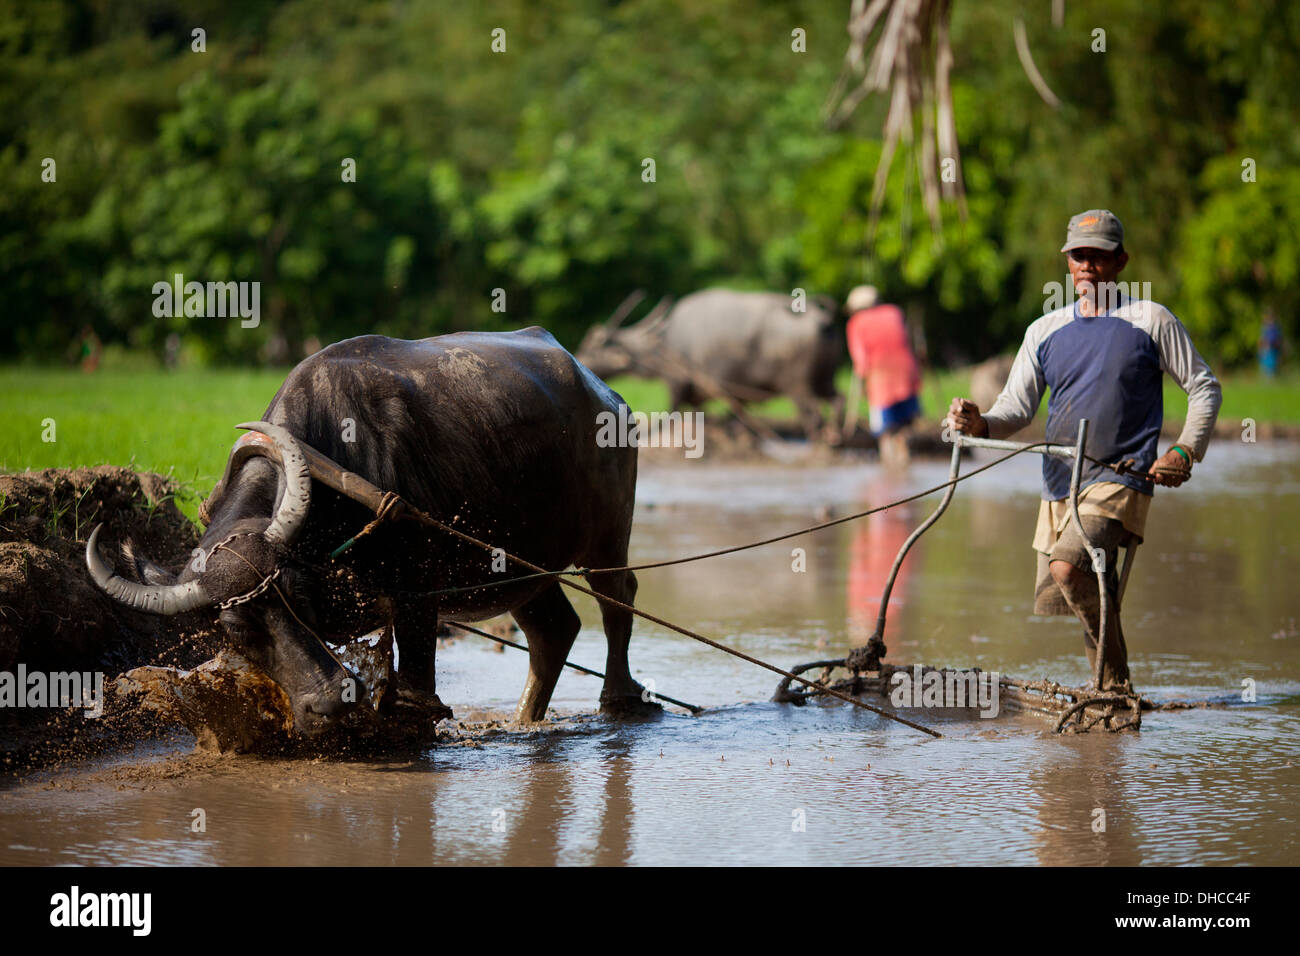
846, 285, 879, 312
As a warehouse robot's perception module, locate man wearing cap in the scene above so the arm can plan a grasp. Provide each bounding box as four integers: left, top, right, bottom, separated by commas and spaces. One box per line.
946, 210, 1222, 689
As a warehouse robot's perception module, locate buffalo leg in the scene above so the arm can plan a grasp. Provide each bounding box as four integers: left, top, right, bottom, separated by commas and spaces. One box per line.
793, 393, 825, 441
584, 566, 653, 712
511, 583, 581, 723
824, 391, 846, 443
372, 593, 452, 728
667, 378, 690, 413
394, 593, 440, 695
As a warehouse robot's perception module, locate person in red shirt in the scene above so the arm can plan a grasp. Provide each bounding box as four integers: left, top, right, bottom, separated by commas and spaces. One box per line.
845, 286, 922, 467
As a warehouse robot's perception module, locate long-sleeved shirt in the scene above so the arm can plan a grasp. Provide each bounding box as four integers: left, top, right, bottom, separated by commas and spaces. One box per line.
983, 294, 1222, 502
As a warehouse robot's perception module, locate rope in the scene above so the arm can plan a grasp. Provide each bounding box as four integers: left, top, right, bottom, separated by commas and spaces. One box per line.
387, 503, 945, 736
364, 439, 1059, 601
330, 490, 401, 559
387, 444, 1183, 603
441, 620, 704, 714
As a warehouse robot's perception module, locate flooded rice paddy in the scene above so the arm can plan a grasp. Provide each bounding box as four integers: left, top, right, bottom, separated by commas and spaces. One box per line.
2, 440, 1297, 865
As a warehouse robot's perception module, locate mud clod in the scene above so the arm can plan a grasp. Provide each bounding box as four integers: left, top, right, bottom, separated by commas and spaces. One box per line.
117, 636, 454, 755
0, 467, 220, 766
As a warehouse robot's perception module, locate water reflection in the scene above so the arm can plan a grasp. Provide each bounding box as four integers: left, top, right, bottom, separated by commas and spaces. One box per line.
847, 474, 916, 652
1027, 738, 1144, 866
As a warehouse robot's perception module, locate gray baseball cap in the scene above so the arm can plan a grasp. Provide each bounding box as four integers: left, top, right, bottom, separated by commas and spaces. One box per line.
1061, 209, 1124, 252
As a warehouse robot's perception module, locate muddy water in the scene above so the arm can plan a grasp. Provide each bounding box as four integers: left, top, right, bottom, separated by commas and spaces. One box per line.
2, 442, 1298, 865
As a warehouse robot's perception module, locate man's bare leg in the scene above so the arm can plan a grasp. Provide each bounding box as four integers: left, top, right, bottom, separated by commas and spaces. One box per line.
1048, 559, 1130, 689
878, 430, 908, 468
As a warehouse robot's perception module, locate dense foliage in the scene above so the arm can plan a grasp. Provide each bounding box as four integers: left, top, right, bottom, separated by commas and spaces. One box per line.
1, 0, 1294, 366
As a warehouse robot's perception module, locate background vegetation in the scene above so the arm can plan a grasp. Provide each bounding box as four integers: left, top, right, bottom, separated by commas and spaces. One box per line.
2, 0, 1295, 369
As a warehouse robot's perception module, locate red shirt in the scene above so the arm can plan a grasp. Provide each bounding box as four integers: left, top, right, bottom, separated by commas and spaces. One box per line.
846, 305, 920, 409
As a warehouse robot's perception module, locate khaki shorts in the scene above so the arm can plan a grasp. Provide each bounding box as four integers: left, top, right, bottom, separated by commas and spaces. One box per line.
1032, 482, 1150, 554
1033, 515, 1131, 616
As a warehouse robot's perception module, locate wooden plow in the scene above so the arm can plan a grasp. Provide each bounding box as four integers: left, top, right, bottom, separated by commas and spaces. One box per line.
776, 421, 1165, 733
773, 661, 1148, 733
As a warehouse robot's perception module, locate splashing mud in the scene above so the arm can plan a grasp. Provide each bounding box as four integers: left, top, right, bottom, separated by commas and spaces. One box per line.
117, 633, 454, 754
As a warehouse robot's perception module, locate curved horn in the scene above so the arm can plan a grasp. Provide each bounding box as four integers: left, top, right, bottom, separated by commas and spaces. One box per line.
236, 421, 311, 547
605, 289, 646, 330
638, 295, 674, 335
202, 431, 281, 525
85, 525, 212, 615
218, 426, 389, 517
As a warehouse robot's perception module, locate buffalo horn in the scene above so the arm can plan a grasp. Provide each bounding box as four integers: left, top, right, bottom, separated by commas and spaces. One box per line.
235, 421, 311, 547
85, 525, 212, 615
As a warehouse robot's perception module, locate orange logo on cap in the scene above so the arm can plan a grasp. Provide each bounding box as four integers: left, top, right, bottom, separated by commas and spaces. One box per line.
1079, 215, 1099, 227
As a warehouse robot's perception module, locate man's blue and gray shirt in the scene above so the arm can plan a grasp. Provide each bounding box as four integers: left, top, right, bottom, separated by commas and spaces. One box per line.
983, 294, 1222, 501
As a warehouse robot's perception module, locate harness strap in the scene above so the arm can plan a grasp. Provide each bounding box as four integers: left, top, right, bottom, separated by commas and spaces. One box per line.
330, 491, 403, 559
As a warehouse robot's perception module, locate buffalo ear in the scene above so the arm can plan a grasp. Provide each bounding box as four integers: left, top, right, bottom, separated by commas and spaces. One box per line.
121, 537, 178, 586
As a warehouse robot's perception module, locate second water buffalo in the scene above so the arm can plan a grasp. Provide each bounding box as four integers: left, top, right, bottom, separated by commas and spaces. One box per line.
578, 289, 845, 441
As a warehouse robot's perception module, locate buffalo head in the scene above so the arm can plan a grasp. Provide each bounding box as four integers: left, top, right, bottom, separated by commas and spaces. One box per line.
576, 294, 673, 380
576, 323, 638, 379
86, 421, 358, 736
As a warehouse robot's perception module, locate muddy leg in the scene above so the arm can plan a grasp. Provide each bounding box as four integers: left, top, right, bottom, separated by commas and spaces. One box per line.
511, 583, 581, 724
822, 392, 847, 444
668, 379, 690, 414
584, 567, 655, 714
391, 593, 440, 694
1049, 560, 1130, 688
792, 394, 825, 442
881, 430, 910, 468
374, 594, 450, 724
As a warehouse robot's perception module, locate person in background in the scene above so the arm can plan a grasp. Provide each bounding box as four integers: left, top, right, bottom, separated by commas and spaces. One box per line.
163, 332, 182, 369
73, 325, 102, 373
1259, 312, 1282, 378
844, 285, 922, 467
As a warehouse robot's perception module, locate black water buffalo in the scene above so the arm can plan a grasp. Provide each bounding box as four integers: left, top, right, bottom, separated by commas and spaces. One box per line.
577, 289, 845, 440
86, 328, 644, 734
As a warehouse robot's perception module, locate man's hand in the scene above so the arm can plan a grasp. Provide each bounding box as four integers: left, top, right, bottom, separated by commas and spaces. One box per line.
946, 397, 989, 438
1149, 447, 1192, 487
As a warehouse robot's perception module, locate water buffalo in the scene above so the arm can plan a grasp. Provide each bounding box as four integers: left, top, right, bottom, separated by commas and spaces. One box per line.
86, 328, 644, 735
969, 353, 1016, 413
577, 289, 845, 441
